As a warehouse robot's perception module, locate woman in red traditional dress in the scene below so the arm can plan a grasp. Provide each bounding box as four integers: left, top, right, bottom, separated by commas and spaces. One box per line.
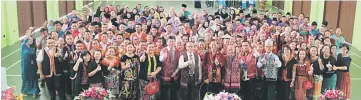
291, 49, 313, 100
336, 44, 352, 100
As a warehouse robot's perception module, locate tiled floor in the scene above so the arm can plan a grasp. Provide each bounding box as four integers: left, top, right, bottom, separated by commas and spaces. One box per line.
1, 1, 361, 100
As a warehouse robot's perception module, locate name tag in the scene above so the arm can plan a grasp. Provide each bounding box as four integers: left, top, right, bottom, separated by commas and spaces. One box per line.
31, 60, 34, 65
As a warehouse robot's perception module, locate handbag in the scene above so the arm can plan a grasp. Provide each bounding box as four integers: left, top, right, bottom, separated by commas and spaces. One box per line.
305, 69, 313, 90
145, 78, 160, 95
203, 92, 214, 100
304, 80, 313, 90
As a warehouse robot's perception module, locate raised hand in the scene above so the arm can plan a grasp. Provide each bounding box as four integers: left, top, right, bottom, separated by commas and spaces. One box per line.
140, 53, 146, 62
77, 57, 83, 63
96, 65, 102, 71
326, 61, 332, 68
64, 51, 69, 59
215, 58, 220, 66
109, 62, 114, 68
273, 59, 278, 65
290, 80, 294, 87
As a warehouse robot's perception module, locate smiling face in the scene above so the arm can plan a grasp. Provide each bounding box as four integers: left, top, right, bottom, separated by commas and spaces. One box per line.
147, 43, 155, 54
126, 44, 135, 53
83, 53, 91, 62
309, 47, 318, 56
298, 50, 306, 61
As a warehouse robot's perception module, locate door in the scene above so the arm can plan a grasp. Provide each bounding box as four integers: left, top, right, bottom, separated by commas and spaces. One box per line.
17, 1, 33, 37
32, 1, 47, 28
59, 1, 67, 17
66, 1, 75, 14
323, 1, 340, 30
292, 1, 302, 16
272, 0, 284, 11
338, 1, 356, 43
301, 1, 311, 17
84, 0, 93, 6
292, 1, 311, 17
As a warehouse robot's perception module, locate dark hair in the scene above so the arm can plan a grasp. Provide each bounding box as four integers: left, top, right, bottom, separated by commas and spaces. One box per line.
76, 40, 83, 44
341, 43, 350, 53
297, 49, 308, 63
242, 40, 250, 45
80, 50, 91, 59
53, 21, 63, 26
282, 45, 291, 54
168, 36, 175, 40
79, 25, 85, 28
65, 31, 72, 37
308, 46, 318, 56
124, 38, 131, 41
40, 28, 47, 33
321, 45, 331, 54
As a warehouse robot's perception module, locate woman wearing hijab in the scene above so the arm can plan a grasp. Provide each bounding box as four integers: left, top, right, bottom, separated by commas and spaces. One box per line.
21, 28, 40, 98
197, 21, 210, 39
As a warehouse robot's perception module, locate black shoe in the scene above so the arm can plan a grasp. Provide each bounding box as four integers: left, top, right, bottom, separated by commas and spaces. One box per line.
40, 82, 45, 88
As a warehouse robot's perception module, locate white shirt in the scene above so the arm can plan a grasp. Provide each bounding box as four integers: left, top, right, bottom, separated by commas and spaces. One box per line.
159, 46, 175, 62
178, 52, 202, 80
83, 40, 91, 50
36, 47, 52, 63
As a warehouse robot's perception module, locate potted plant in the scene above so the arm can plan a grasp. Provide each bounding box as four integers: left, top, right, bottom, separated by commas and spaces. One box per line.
74, 86, 109, 100
319, 90, 345, 100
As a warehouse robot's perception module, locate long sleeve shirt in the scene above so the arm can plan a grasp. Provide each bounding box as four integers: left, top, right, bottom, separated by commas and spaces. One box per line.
257, 52, 282, 80
178, 52, 202, 81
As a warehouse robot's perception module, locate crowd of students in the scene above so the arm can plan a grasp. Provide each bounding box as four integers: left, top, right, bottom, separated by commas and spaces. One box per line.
19, 1, 352, 100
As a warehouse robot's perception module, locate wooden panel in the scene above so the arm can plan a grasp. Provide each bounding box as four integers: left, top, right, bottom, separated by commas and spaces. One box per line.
59, 1, 67, 16
338, 1, 356, 43
292, 1, 302, 16
301, 1, 311, 17
273, 0, 284, 10
278, 1, 284, 11
17, 1, 33, 37
32, 1, 47, 28
323, 1, 340, 30
83, 0, 93, 6
66, 1, 75, 14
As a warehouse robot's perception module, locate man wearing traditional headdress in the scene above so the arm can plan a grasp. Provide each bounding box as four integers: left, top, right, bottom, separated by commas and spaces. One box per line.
257, 39, 282, 100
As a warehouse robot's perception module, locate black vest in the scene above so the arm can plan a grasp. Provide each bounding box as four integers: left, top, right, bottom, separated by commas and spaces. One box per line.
41, 50, 51, 75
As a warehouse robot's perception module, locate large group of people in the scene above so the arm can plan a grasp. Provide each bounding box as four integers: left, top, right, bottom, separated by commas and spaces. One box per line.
19, 1, 352, 100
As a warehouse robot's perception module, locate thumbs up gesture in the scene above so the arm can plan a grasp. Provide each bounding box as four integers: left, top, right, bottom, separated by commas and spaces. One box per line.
140, 54, 146, 62
64, 51, 69, 59
326, 61, 332, 68
96, 65, 102, 71
308, 64, 314, 75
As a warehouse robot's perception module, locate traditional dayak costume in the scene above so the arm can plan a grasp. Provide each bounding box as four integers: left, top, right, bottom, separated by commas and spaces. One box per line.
178, 52, 202, 100
159, 46, 181, 100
